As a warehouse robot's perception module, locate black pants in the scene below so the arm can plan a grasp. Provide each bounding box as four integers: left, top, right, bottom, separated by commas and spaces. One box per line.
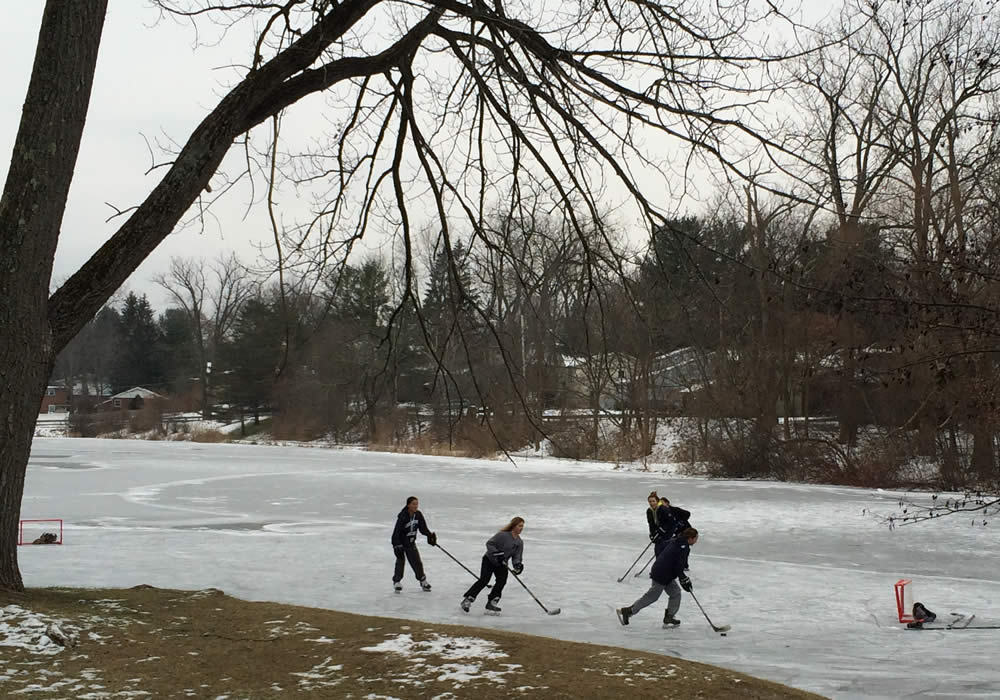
463, 555, 508, 601
393, 543, 425, 582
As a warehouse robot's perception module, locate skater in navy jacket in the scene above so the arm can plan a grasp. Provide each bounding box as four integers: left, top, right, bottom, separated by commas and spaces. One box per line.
617, 527, 698, 627
391, 496, 436, 593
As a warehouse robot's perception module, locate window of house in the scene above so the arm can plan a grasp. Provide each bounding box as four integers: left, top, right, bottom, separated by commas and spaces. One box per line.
113, 399, 122, 408
47, 388, 56, 396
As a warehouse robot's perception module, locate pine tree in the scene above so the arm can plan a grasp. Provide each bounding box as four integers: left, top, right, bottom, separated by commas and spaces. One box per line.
111, 293, 165, 392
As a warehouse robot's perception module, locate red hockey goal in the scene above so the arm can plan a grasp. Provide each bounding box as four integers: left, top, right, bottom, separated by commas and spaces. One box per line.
895, 578, 915, 623
18, 519, 63, 545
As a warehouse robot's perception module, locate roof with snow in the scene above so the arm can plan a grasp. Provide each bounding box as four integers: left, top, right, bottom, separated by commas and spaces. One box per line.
104, 387, 164, 401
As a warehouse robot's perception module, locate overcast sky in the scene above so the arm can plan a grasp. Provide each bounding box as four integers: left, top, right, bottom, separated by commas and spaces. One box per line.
2, 2, 825, 315
1, 2, 279, 310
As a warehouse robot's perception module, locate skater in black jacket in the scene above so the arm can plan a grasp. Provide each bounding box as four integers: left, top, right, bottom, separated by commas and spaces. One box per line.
645, 491, 667, 543
647, 493, 692, 557
617, 527, 698, 627
391, 496, 437, 593
460, 517, 525, 614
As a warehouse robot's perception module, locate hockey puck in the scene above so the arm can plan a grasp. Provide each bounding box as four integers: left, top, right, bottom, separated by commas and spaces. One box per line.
720, 633, 727, 636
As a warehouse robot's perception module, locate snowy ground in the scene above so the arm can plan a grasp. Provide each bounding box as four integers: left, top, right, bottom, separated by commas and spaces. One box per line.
16, 438, 1000, 699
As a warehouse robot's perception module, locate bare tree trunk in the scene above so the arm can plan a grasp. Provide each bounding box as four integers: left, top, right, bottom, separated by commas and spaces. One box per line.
971, 417, 995, 483
838, 348, 858, 447
0, 1, 108, 591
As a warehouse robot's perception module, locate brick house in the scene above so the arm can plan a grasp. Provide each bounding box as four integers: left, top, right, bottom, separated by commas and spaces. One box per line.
41, 384, 70, 414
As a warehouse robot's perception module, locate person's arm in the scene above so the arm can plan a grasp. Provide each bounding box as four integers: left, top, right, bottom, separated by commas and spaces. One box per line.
675, 507, 691, 522
485, 532, 503, 562
646, 509, 656, 537
679, 543, 691, 571
391, 514, 404, 548
511, 539, 524, 573
417, 511, 432, 537
678, 544, 693, 590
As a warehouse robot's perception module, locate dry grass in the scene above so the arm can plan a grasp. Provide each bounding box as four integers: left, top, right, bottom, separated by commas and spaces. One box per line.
0, 586, 827, 699
189, 428, 228, 443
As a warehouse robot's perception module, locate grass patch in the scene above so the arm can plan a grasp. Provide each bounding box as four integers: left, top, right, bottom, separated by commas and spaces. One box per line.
189, 427, 228, 443
0, 586, 826, 699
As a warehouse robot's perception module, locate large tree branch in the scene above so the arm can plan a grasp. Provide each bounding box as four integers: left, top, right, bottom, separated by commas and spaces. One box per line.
47, 5, 441, 352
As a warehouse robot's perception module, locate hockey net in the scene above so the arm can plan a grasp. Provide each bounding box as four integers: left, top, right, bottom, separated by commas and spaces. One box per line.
895, 578, 915, 623
18, 519, 64, 545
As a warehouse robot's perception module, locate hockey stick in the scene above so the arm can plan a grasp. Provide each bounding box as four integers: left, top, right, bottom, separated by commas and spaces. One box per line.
434, 543, 491, 588
617, 540, 654, 583
510, 570, 561, 615
633, 553, 656, 577
687, 589, 730, 634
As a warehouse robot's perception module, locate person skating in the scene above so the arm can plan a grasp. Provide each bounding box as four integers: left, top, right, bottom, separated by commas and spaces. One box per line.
645, 491, 667, 544
647, 492, 692, 557
617, 527, 698, 627
460, 517, 525, 614
391, 496, 437, 593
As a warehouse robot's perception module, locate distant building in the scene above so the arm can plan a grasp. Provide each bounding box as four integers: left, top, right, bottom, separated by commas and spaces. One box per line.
98, 387, 165, 411
41, 384, 70, 414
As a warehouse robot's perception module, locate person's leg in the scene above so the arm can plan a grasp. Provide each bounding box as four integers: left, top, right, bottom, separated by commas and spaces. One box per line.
405, 545, 425, 580
393, 548, 406, 583
489, 564, 509, 601
628, 581, 666, 615
463, 555, 494, 599
664, 579, 682, 618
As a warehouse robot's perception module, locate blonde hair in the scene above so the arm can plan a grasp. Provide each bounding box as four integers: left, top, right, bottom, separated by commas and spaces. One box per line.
501, 516, 525, 532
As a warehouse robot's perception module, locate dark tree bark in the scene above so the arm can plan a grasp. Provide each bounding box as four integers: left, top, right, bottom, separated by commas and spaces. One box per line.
0, 1, 109, 591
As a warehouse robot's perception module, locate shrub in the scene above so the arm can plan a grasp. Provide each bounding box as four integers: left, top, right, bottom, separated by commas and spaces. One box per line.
190, 428, 228, 443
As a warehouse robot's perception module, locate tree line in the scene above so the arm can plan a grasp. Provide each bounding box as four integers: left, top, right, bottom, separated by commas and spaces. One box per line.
5, 0, 999, 593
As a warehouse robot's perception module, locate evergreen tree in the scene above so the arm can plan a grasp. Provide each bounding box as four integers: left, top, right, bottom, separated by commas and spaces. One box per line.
421, 240, 479, 355
159, 307, 200, 396
111, 293, 165, 392
217, 296, 285, 423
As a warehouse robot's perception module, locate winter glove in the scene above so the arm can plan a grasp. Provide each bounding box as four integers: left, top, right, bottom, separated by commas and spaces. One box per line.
427, 532, 437, 547
649, 532, 658, 542
679, 575, 692, 592
393, 544, 404, 556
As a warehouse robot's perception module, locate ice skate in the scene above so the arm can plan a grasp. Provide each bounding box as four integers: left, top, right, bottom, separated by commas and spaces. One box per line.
616, 606, 632, 626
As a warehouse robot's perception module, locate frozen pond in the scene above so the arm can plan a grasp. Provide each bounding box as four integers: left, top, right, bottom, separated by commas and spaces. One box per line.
20, 438, 1000, 699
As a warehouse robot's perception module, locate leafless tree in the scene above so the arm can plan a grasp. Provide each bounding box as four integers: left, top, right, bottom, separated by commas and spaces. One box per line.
0, 0, 797, 591
154, 254, 257, 417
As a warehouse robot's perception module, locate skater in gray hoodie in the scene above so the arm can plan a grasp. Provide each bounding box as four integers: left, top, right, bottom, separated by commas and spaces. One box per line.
461, 517, 524, 614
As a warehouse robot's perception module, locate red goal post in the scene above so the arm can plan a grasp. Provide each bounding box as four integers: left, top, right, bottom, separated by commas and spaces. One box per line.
895, 578, 915, 623
18, 519, 64, 545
